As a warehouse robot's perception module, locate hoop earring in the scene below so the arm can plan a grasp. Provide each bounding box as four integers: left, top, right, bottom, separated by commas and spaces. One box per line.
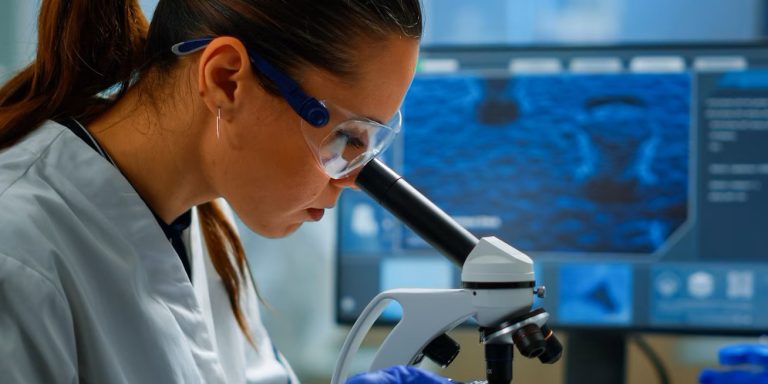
216, 107, 221, 139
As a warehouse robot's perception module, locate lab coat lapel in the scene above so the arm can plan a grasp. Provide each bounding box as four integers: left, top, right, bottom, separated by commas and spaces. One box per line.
189, 205, 250, 383
53, 123, 227, 383
189, 207, 220, 355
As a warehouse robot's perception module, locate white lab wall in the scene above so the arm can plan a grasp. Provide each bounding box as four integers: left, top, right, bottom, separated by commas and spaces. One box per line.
139, 0, 158, 16
420, 0, 762, 45
0, 0, 154, 83
0, 0, 37, 82
3, 0, 761, 87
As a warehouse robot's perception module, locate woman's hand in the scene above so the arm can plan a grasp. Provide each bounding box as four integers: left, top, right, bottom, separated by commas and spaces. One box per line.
345, 365, 455, 384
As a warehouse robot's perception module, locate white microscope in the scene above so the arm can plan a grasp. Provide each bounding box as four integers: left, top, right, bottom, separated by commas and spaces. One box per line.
332, 159, 563, 384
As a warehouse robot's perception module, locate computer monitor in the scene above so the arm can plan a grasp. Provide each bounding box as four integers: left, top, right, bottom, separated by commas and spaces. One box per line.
335, 43, 768, 380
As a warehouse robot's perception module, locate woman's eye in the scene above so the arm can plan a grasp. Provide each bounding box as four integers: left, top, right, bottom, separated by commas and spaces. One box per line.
348, 136, 366, 149
337, 130, 367, 149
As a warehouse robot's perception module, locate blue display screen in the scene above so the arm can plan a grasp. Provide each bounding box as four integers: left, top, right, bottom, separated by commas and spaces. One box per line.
399, 73, 689, 255
336, 45, 768, 334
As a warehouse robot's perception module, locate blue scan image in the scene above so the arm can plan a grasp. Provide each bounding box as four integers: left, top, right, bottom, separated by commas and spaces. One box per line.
401, 73, 690, 255
558, 263, 633, 325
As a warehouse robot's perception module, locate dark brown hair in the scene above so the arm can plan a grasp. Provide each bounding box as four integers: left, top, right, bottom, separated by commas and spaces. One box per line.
0, 0, 422, 343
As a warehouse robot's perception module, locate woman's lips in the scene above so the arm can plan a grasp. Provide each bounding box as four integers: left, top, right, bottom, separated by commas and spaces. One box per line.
307, 208, 325, 221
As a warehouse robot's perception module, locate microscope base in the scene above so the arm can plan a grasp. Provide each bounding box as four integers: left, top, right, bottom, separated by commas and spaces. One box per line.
564, 331, 626, 384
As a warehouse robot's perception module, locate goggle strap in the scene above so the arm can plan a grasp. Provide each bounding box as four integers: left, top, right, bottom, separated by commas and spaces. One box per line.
248, 53, 330, 128
170, 37, 330, 127
171, 37, 214, 56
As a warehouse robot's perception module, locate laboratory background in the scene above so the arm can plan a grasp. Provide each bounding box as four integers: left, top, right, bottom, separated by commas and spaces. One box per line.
2, 0, 767, 383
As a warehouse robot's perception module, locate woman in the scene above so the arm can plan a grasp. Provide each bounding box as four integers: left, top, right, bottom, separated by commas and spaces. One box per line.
0, 0, 451, 383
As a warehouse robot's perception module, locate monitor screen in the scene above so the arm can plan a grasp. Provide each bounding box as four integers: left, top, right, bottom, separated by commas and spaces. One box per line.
336, 43, 768, 334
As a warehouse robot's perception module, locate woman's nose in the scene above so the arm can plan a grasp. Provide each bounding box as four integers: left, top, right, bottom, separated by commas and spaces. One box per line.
330, 172, 360, 190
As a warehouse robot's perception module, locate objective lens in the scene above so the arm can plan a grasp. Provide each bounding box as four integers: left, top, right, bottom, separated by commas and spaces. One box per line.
512, 324, 547, 358
485, 343, 514, 384
537, 325, 563, 364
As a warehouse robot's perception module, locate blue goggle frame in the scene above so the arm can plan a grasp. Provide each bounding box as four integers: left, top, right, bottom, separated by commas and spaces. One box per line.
171, 37, 330, 127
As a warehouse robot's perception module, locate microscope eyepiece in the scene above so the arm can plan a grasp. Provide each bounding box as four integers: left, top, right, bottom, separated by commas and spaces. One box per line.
356, 159, 479, 266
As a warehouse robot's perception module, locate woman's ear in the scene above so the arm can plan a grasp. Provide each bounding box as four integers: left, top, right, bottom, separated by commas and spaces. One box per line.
197, 36, 253, 117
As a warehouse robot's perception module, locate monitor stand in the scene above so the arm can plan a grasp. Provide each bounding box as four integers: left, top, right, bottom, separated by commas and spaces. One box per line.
564, 330, 627, 384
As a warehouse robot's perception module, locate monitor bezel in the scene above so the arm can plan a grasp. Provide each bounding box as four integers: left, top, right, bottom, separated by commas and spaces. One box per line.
334, 42, 768, 337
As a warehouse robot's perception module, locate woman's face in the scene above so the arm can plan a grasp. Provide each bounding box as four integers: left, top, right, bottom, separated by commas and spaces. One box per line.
212, 37, 420, 237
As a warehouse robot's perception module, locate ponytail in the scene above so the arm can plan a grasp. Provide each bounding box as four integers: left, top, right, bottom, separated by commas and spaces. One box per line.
0, 0, 147, 148
198, 201, 256, 345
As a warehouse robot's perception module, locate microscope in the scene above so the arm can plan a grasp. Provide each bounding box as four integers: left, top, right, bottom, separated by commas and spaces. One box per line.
331, 159, 563, 384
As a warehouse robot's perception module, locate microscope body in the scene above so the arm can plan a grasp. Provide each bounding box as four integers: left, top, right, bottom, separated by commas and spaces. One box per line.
332, 160, 562, 384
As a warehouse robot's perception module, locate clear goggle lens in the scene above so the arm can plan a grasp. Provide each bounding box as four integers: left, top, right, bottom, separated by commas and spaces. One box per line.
308, 109, 402, 179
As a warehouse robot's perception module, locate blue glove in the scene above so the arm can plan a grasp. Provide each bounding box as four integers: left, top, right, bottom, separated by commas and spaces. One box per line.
345, 365, 454, 384
699, 344, 768, 384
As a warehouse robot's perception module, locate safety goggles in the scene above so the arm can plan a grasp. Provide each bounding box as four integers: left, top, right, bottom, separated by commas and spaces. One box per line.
171, 37, 402, 179
300, 102, 401, 179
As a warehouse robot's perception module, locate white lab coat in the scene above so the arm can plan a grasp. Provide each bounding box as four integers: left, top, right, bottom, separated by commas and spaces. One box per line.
0, 121, 299, 383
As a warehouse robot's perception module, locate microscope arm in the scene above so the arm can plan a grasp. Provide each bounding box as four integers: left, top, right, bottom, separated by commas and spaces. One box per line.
331, 289, 475, 384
